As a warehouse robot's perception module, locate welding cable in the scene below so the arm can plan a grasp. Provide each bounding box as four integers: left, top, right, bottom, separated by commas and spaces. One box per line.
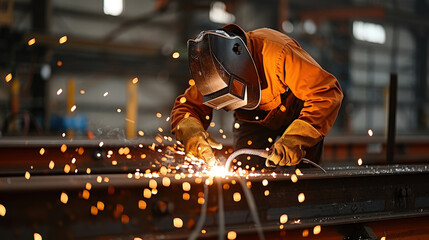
216, 181, 225, 240
238, 177, 266, 240
187, 183, 209, 240
225, 148, 327, 173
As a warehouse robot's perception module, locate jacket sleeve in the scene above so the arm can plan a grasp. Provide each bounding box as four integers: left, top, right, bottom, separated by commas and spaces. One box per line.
170, 85, 213, 134
282, 43, 343, 137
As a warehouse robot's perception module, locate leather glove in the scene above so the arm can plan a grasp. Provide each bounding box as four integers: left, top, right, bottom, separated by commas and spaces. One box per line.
266, 119, 322, 167
175, 117, 222, 166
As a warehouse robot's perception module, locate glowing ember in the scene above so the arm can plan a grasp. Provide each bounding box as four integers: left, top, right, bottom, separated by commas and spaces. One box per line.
233, 192, 241, 202
208, 166, 229, 177
86, 168, 91, 174
134, 238, 143, 240
5, 73, 12, 82
34, 233, 42, 240
295, 168, 302, 175
302, 229, 309, 237
205, 115, 210, 120
234, 122, 240, 129
85, 182, 92, 190
298, 193, 305, 203
227, 231, 237, 240
57, 61, 62, 66
158, 127, 164, 132
28, 38, 36, 46
280, 105, 286, 112
138, 130, 144, 136
70, 105, 76, 112
380, 237, 386, 240
291, 174, 298, 183
268, 137, 273, 143
91, 206, 98, 215
60, 192, 68, 204
280, 214, 288, 224
61, 144, 67, 152
143, 188, 151, 198
201, 229, 206, 234
49, 161, 55, 169
96, 176, 102, 183
59, 35, 67, 44
183, 193, 190, 200
80, 90, 85, 94
156, 112, 162, 118
262, 179, 268, 186
162, 177, 171, 187
112, 160, 117, 165
39, 148, 45, 155
97, 201, 105, 211
25, 171, 30, 180
172, 52, 180, 59
99, 141, 104, 147
56, 88, 63, 95
103, 92, 108, 97
247, 140, 253, 145
64, 164, 71, 173
149, 179, 157, 189
0, 204, 6, 216
138, 200, 147, 210
210, 122, 215, 127
82, 190, 90, 199
358, 158, 363, 166
182, 182, 191, 191
264, 190, 270, 196
223, 184, 230, 190
179, 97, 187, 103
198, 197, 205, 205
368, 129, 373, 136
189, 79, 195, 86
313, 225, 321, 235
132, 77, 139, 84
173, 217, 183, 228
104, 177, 109, 183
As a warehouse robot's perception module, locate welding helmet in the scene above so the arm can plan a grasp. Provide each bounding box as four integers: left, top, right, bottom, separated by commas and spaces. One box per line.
187, 24, 261, 111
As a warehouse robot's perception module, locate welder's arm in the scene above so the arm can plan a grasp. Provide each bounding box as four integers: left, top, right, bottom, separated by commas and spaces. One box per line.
266, 119, 322, 167
176, 117, 222, 166
170, 85, 221, 166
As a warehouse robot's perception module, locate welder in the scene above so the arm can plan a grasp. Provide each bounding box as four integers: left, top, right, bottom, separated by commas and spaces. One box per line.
170, 24, 343, 169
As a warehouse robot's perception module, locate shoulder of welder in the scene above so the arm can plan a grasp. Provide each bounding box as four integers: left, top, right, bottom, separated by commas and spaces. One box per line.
247, 27, 301, 48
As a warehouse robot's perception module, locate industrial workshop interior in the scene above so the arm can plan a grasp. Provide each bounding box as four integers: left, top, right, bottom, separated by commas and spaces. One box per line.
1, 0, 429, 239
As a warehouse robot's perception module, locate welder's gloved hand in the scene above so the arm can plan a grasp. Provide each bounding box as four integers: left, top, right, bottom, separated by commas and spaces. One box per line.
266, 119, 323, 167
176, 117, 223, 166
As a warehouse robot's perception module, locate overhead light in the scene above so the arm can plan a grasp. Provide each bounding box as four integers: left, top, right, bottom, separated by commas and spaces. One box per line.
209, 1, 235, 24
303, 19, 317, 35
282, 20, 294, 34
103, 0, 123, 16
353, 21, 386, 44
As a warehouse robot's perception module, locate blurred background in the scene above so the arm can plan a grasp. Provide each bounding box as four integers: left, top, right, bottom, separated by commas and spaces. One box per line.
0, 0, 428, 163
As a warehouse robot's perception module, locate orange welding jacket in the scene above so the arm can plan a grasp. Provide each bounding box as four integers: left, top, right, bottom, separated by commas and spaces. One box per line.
170, 26, 343, 138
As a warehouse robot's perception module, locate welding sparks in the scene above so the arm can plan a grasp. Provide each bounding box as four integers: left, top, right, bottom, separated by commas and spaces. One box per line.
179, 97, 187, 103
64, 164, 71, 173
56, 88, 63, 95
49, 161, 55, 169
60, 192, 68, 204
234, 122, 240, 129
59, 35, 68, 44
70, 105, 76, 112
34, 233, 42, 240
172, 52, 180, 59
182, 182, 191, 191
298, 193, 305, 203
25, 171, 30, 180
117, 108, 122, 113
80, 90, 85, 94
291, 174, 298, 183
280, 214, 288, 224
173, 217, 183, 228
208, 166, 229, 177
143, 188, 151, 199
233, 192, 241, 202
91, 206, 98, 215
57, 61, 63, 66
189, 79, 195, 86
313, 225, 322, 235
227, 231, 237, 240
5, 73, 12, 83
132, 77, 139, 84
39, 148, 45, 155
0, 204, 6, 216
380, 237, 386, 240
82, 190, 90, 199
97, 201, 105, 211
264, 190, 270, 196
262, 179, 269, 186
103, 92, 109, 97
302, 229, 309, 237
280, 105, 286, 112
28, 38, 36, 46
358, 158, 363, 166
368, 129, 374, 136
